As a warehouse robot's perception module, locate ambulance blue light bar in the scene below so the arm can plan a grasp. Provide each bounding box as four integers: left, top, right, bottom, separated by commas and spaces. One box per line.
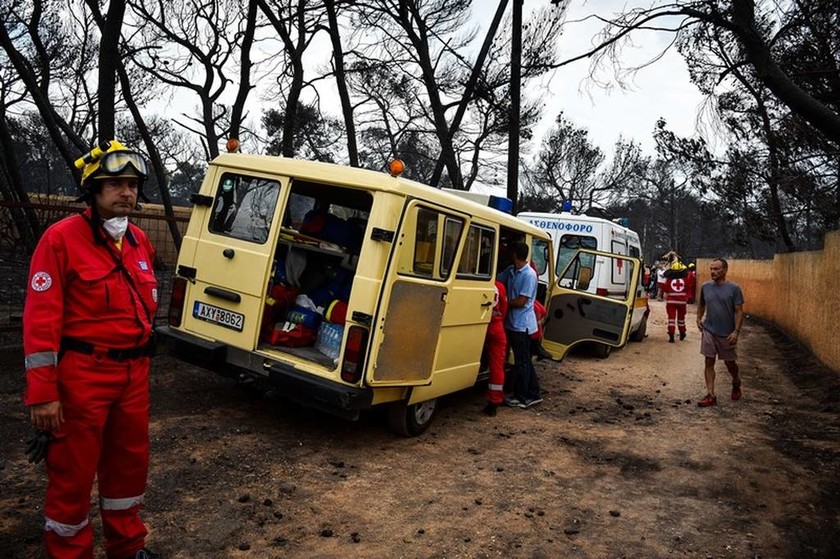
488, 195, 513, 214
441, 188, 513, 214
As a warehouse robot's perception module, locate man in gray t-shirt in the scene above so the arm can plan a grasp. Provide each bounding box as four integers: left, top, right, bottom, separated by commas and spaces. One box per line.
696, 258, 745, 407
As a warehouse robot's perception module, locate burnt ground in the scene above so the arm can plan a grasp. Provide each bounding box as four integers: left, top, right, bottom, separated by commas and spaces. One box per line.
1, 300, 839, 558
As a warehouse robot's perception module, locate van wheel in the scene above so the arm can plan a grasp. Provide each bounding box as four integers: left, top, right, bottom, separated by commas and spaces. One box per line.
387, 398, 437, 437
592, 343, 612, 359
629, 315, 648, 342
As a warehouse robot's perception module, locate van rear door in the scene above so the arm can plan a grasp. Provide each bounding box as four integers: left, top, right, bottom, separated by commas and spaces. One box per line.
541, 248, 640, 360
178, 169, 285, 348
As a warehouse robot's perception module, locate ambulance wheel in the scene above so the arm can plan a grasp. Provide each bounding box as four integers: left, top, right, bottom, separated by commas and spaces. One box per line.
593, 343, 612, 359
388, 398, 437, 437
629, 315, 648, 342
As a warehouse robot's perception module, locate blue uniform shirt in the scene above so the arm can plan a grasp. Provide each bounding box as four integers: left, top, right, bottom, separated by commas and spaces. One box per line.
505, 263, 538, 335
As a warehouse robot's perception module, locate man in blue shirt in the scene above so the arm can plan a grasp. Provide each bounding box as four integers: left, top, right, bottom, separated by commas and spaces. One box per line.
503, 241, 542, 408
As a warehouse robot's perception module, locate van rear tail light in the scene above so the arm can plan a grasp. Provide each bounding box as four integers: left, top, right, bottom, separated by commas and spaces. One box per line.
596, 288, 608, 297
340, 325, 369, 384
168, 277, 187, 327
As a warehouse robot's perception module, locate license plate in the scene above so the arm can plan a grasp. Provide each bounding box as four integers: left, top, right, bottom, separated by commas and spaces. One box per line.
193, 301, 244, 332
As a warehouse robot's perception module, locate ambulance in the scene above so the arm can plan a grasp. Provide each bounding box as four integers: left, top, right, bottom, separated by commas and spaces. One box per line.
157, 154, 641, 435
518, 208, 649, 357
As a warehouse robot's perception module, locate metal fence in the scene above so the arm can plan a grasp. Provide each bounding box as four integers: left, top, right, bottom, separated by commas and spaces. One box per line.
0, 199, 186, 333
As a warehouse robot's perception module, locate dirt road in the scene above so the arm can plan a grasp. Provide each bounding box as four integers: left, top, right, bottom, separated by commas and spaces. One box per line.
2, 300, 839, 558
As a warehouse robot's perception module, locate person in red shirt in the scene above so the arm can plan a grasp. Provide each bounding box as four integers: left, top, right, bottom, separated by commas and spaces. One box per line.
483, 280, 508, 416
661, 260, 690, 342
686, 262, 697, 304
23, 141, 160, 559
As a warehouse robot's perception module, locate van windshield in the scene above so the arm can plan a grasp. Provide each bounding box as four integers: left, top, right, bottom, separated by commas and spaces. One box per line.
556, 234, 597, 276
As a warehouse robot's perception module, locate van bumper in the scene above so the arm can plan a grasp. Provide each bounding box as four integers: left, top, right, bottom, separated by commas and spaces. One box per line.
156, 326, 373, 420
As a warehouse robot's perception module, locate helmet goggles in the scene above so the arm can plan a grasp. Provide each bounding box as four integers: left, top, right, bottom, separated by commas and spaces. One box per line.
98, 150, 149, 179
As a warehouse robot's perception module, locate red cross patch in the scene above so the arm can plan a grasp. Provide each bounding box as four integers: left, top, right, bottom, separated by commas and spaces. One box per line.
31, 271, 53, 292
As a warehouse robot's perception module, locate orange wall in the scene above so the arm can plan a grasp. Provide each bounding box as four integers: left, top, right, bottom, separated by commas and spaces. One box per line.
697, 230, 840, 373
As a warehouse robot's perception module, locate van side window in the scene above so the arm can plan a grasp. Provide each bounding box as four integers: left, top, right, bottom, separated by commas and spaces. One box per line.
209, 173, 280, 244
556, 234, 597, 276
611, 240, 627, 255
400, 206, 464, 280
559, 251, 597, 292
530, 238, 550, 276
457, 225, 495, 279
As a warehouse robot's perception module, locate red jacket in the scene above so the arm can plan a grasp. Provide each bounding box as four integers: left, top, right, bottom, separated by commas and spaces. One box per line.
23, 208, 158, 405
685, 270, 697, 301
661, 275, 689, 304
490, 280, 508, 327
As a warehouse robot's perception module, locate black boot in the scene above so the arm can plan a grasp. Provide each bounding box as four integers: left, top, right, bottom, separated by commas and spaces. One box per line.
668, 333, 675, 343
679, 332, 686, 341
483, 403, 498, 417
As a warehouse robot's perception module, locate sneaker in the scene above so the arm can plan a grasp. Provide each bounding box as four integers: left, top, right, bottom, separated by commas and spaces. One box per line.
134, 549, 160, 559
505, 396, 523, 408
697, 394, 717, 407
679, 332, 686, 341
523, 398, 543, 408
731, 381, 742, 401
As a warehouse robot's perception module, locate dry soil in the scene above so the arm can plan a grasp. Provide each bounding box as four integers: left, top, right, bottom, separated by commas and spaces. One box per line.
1, 300, 839, 558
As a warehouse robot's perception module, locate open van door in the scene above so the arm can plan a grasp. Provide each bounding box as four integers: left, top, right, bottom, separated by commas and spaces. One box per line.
366, 200, 491, 390
541, 248, 640, 361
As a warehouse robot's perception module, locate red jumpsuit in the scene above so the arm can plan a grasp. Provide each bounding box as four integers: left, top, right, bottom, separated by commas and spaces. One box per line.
686, 269, 697, 304
24, 208, 157, 559
661, 274, 689, 337
485, 281, 508, 405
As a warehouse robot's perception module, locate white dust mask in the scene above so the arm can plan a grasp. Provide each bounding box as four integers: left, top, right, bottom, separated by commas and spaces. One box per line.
102, 216, 128, 241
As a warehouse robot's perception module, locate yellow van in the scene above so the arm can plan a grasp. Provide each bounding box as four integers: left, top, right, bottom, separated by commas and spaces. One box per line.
157, 154, 640, 435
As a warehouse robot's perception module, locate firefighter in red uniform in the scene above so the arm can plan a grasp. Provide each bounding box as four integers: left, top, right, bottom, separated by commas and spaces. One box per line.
661, 260, 690, 343
23, 141, 159, 559
483, 280, 508, 416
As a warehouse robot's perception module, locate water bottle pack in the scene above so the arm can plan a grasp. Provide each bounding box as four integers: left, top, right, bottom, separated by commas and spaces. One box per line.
315, 322, 344, 363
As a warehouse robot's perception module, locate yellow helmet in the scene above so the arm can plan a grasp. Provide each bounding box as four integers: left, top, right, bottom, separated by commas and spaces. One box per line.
670, 261, 687, 273
75, 140, 149, 191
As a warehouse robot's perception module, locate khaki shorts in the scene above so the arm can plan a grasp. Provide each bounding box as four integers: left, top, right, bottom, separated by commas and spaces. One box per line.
700, 329, 738, 361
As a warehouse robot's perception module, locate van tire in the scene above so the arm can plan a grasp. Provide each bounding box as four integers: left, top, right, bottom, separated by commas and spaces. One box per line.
629, 315, 648, 342
592, 343, 612, 359
388, 398, 437, 437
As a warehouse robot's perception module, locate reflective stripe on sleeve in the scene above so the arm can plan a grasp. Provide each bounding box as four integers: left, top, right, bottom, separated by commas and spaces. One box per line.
100, 494, 145, 510
488, 383, 504, 392
45, 516, 89, 537
25, 351, 58, 370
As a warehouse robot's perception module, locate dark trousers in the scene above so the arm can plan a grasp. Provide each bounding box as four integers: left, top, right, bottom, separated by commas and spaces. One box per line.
507, 329, 541, 401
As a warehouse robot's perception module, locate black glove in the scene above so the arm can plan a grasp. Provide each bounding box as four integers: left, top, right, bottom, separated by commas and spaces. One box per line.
25, 431, 53, 464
